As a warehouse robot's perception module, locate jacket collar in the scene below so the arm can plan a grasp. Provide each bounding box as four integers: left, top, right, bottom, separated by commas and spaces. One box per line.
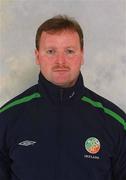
38, 72, 85, 105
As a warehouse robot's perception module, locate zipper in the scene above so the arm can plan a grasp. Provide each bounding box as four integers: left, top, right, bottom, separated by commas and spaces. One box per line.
60, 88, 63, 104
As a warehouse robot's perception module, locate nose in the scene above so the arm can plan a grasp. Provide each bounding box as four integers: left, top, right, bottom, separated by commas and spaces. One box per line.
56, 53, 66, 65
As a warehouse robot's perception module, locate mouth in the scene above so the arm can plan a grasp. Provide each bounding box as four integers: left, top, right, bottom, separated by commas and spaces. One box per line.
54, 69, 69, 72
53, 67, 70, 72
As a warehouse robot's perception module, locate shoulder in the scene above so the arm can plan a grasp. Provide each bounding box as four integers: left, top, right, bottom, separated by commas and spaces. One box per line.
82, 87, 126, 131
0, 84, 41, 115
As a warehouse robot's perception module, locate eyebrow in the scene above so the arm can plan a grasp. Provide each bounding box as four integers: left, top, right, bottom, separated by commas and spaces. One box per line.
45, 46, 76, 49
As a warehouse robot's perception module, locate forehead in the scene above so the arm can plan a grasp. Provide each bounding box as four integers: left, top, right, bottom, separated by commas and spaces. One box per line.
39, 30, 80, 48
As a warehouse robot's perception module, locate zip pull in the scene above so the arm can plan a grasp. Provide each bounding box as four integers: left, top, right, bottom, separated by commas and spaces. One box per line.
69, 91, 75, 99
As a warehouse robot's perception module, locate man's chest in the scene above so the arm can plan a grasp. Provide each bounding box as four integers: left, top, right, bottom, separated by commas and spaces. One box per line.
8, 105, 114, 180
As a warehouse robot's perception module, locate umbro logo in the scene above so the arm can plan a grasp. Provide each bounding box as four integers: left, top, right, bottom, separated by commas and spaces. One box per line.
18, 140, 36, 146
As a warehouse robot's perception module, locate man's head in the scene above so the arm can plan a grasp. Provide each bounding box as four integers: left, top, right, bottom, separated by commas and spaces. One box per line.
35, 15, 84, 51
35, 15, 84, 87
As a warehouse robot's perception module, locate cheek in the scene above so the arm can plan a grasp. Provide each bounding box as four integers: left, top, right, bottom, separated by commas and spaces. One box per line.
38, 55, 49, 66
39, 57, 54, 72
70, 58, 82, 70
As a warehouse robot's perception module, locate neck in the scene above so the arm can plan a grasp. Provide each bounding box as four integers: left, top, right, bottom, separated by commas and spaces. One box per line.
52, 77, 79, 88
38, 72, 85, 105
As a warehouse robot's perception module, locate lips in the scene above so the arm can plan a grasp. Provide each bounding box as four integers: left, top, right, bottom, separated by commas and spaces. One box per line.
53, 66, 70, 72
54, 69, 69, 72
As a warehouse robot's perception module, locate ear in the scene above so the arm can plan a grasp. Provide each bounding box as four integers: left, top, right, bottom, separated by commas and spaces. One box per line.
35, 49, 40, 65
81, 49, 84, 65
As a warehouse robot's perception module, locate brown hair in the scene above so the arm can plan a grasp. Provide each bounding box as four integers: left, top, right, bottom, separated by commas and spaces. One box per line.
35, 15, 84, 50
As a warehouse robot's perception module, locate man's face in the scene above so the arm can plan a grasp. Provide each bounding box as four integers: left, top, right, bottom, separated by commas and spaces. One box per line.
35, 30, 84, 87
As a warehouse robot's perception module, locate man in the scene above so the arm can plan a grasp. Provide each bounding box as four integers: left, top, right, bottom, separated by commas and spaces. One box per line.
0, 15, 126, 180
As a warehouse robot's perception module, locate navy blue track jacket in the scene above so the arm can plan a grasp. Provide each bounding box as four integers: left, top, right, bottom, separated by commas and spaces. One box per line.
0, 73, 126, 180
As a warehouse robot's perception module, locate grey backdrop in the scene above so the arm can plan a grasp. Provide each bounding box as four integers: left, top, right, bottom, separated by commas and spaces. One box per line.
0, 0, 126, 111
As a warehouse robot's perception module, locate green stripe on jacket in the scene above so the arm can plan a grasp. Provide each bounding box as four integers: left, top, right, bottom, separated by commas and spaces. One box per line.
81, 96, 126, 130
0, 92, 41, 113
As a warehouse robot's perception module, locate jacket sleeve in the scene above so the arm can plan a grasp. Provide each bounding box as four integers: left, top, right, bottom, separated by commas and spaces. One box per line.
112, 110, 126, 180
0, 114, 11, 180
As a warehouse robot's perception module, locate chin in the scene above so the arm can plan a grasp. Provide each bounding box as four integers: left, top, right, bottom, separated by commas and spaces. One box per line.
53, 80, 75, 88
54, 81, 68, 87
52, 79, 67, 86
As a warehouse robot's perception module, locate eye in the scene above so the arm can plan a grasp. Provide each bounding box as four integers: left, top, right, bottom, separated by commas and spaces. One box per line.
46, 49, 56, 55
66, 49, 75, 55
